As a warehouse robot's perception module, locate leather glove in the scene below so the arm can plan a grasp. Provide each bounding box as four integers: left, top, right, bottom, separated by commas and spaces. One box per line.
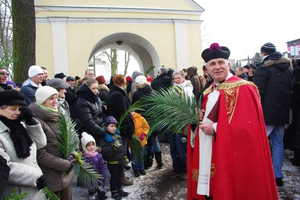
104, 134, 114, 143
19, 106, 36, 125
138, 133, 146, 141
36, 175, 47, 190
113, 140, 121, 148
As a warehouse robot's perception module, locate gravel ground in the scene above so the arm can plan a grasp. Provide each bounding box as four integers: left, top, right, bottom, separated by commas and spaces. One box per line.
72, 142, 300, 200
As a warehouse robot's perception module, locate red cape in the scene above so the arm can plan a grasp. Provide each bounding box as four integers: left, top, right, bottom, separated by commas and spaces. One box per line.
187, 76, 278, 200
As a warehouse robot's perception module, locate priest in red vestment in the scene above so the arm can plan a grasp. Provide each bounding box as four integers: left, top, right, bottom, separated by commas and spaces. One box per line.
187, 43, 278, 200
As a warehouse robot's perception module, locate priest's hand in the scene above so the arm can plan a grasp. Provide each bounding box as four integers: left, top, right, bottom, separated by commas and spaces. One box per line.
199, 109, 205, 121
199, 122, 214, 135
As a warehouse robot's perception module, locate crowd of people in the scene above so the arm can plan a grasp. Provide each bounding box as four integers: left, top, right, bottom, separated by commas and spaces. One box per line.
0, 41, 299, 200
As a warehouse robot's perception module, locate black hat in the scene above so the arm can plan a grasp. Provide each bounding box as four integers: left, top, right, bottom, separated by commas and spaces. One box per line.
260, 42, 276, 55
66, 76, 75, 82
0, 90, 26, 106
75, 76, 81, 81
243, 65, 250, 70
202, 43, 230, 63
54, 72, 67, 79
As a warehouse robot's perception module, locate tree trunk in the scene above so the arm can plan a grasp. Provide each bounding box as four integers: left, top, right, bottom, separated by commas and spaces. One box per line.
11, 0, 35, 82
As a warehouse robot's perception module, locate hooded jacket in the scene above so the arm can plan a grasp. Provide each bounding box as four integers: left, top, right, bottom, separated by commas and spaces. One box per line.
254, 52, 293, 125
187, 66, 204, 96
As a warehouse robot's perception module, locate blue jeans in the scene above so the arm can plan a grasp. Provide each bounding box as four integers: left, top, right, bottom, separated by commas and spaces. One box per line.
266, 125, 285, 178
131, 147, 145, 170
146, 134, 161, 155
169, 133, 187, 174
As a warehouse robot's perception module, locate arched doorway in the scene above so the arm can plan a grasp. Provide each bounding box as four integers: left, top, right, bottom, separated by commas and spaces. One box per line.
89, 32, 160, 78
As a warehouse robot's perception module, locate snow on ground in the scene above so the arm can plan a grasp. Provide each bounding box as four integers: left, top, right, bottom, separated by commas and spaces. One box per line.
72, 143, 300, 200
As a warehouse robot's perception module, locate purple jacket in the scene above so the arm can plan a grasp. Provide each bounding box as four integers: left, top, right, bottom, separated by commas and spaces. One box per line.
77, 150, 107, 188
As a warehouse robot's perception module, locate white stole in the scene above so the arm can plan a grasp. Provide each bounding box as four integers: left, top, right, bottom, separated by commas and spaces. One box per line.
197, 89, 220, 196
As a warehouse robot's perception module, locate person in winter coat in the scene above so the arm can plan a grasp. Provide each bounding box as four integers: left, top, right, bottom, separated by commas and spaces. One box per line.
47, 78, 71, 118
131, 111, 149, 177
106, 75, 135, 186
0, 154, 10, 196
79, 132, 108, 200
99, 116, 130, 200
65, 76, 78, 120
187, 66, 204, 96
0, 90, 47, 200
130, 71, 143, 101
132, 75, 164, 170
29, 86, 76, 200
151, 66, 173, 92
254, 42, 293, 187
96, 75, 110, 104
75, 79, 107, 144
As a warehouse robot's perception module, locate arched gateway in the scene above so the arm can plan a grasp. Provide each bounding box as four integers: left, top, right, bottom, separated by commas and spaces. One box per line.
35, 0, 204, 78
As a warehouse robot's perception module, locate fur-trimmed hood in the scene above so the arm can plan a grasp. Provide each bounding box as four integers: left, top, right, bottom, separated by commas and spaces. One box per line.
263, 52, 291, 71
98, 84, 109, 92
135, 82, 150, 92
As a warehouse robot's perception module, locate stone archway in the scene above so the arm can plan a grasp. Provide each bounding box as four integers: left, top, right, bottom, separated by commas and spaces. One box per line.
89, 32, 160, 77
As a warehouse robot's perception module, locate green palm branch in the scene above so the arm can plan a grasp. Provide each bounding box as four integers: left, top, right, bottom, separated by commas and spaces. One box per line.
54, 114, 103, 190
43, 187, 60, 200
145, 66, 155, 76
131, 134, 144, 162
55, 114, 79, 158
119, 88, 201, 138
74, 158, 104, 189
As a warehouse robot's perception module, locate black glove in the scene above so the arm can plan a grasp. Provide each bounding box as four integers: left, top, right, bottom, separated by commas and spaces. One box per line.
66, 162, 74, 174
36, 175, 47, 190
19, 106, 36, 125
67, 154, 76, 162
66, 154, 76, 173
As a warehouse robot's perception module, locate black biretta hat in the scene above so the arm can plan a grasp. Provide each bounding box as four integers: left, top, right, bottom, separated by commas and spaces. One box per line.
0, 90, 26, 106
202, 43, 230, 63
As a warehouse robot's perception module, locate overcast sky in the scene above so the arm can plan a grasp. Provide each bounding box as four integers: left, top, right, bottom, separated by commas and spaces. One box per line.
195, 0, 299, 60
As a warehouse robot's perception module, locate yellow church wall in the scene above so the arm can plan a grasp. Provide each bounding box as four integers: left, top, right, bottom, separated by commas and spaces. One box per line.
35, 24, 55, 75
36, 0, 196, 11
186, 24, 203, 74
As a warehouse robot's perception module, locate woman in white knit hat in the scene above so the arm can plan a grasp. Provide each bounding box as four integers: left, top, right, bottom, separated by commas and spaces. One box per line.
28, 86, 76, 200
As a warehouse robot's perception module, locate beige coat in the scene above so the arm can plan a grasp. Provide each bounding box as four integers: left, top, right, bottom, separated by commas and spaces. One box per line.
0, 120, 47, 200
29, 103, 74, 192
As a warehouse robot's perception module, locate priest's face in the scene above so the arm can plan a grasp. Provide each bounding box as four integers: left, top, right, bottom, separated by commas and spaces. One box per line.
206, 58, 230, 83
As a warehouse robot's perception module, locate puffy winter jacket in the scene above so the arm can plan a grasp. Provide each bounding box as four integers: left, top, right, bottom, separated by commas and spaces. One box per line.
254, 52, 293, 125
76, 84, 106, 144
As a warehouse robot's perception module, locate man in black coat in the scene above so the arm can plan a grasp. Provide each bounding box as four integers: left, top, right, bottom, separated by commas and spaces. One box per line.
151, 66, 173, 91
254, 42, 293, 187
65, 76, 78, 120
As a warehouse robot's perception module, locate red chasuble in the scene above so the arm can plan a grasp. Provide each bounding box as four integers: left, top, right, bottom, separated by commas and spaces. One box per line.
187, 76, 278, 200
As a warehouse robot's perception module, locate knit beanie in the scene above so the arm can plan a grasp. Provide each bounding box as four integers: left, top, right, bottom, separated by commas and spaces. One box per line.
81, 132, 96, 152
35, 86, 58, 105
132, 71, 143, 81
28, 65, 43, 78
173, 84, 183, 95
135, 75, 147, 85
260, 42, 276, 55
104, 116, 118, 127
95, 76, 105, 84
